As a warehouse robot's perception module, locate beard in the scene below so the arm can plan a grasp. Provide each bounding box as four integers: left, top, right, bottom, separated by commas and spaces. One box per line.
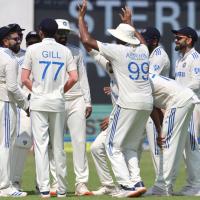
9, 44, 20, 53
175, 45, 180, 51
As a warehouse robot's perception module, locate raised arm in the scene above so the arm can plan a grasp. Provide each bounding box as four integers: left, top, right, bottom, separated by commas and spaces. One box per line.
78, 0, 98, 50
119, 6, 146, 45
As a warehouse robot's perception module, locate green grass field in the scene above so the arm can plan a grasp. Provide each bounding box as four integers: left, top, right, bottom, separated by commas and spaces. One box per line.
8, 147, 199, 199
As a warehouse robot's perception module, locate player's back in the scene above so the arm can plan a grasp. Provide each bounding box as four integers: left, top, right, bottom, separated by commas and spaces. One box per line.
149, 73, 195, 109
111, 43, 153, 110
23, 38, 75, 112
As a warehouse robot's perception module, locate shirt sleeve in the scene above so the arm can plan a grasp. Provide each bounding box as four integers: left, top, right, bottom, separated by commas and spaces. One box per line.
78, 51, 91, 106
88, 49, 111, 74
66, 49, 77, 72
187, 59, 200, 94
149, 54, 170, 77
22, 47, 32, 70
97, 41, 117, 61
5, 58, 28, 110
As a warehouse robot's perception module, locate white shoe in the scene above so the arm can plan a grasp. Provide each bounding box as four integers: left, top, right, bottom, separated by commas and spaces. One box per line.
57, 192, 66, 198
40, 191, 50, 198
143, 185, 172, 196
174, 185, 200, 196
112, 186, 141, 198
75, 183, 93, 196
92, 185, 117, 195
0, 186, 27, 197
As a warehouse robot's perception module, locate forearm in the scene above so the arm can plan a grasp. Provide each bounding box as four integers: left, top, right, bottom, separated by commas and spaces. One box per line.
64, 78, 76, 93
22, 79, 32, 91
150, 107, 162, 135
78, 17, 98, 50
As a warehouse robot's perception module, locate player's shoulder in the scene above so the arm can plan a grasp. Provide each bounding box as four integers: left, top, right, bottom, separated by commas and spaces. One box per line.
152, 46, 164, 56
189, 49, 200, 60
0, 47, 15, 60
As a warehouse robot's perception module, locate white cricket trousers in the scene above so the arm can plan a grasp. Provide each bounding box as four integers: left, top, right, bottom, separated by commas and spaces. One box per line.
184, 108, 200, 187
90, 130, 114, 186
0, 101, 17, 189
65, 96, 89, 184
154, 100, 195, 190
105, 105, 151, 187
31, 111, 66, 193
10, 108, 32, 186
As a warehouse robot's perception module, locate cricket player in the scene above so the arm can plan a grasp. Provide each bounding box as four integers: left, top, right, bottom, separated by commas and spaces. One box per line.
0, 25, 28, 197
7, 25, 39, 192
88, 49, 118, 195
144, 73, 200, 196
138, 26, 171, 181
48, 18, 93, 196
172, 27, 200, 196
21, 18, 78, 198
79, 1, 153, 197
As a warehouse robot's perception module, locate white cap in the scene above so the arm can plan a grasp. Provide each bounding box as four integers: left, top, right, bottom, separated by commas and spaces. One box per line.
107, 23, 140, 45
55, 19, 76, 34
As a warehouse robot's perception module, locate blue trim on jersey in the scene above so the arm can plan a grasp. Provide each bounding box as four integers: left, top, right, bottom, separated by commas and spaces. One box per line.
4, 102, 10, 148
188, 115, 196, 151
17, 59, 23, 66
108, 105, 121, 156
153, 124, 159, 155
165, 108, 176, 148
155, 48, 161, 56
17, 108, 21, 137
192, 52, 199, 60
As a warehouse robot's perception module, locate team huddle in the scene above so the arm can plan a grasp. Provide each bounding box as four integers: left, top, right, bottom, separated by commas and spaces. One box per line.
0, 0, 200, 198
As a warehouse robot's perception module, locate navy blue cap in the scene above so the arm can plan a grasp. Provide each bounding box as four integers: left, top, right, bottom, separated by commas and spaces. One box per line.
8, 23, 25, 32
141, 27, 161, 41
25, 31, 40, 41
0, 25, 17, 42
39, 18, 58, 35
171, 27, 198, 42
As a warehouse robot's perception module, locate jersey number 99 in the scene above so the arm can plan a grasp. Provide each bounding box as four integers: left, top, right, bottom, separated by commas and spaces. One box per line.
128, 62, 149, 81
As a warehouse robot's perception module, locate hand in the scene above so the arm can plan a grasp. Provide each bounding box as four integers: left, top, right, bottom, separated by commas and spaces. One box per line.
85, 106, 92, 119
119, 6, 133, 25
103, 86, 111, 96
100, 117, 109, 131
157, 135, 165, 149
78, 0, 87, 19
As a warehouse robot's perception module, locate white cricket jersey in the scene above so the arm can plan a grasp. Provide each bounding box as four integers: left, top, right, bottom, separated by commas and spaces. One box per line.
149, 73, 198, 109
175, 48, 200, 98
0, 48, 27, 109
149, 46, 170, 77
88, 49, 118, 105
97, 41, 153, 110
23, 38, 76, 112
64, 44, 91, 107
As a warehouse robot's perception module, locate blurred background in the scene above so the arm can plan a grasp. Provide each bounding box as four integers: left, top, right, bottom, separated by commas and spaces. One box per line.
1, 0, 200, 141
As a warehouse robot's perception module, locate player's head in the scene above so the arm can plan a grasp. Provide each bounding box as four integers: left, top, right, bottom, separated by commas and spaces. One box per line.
25, 31, 41, 47
141, 27, 160, 51
171, 27, 198, 52
107, 23, 140, 46
0, 25, 21, 53
38, 18, 58, 39
55, 19, 76, 45
8, 23, 25, 42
